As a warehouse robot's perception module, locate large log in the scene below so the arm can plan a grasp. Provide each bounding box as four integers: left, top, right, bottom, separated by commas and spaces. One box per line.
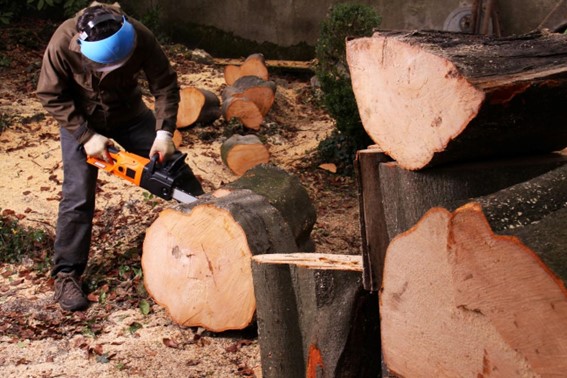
380, 164, 567, 377
346, 30, 567, 170
142, 164, 316, 332
251, 253, 380, 378
356, 149, 567, 291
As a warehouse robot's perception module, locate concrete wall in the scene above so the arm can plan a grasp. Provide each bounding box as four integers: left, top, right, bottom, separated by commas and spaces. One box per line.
123, 0, 561, 58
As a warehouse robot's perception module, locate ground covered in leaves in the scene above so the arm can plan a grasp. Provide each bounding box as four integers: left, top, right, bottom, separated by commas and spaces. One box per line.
0, 19, 361, 377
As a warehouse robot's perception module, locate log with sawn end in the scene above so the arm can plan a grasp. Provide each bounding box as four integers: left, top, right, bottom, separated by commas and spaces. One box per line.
223, 53, 269, 86
380, 163, 567, 377
176, 87, 221, 129
251, 253, 380, 378
356, 149, 567, 291
347, 30, 567, 170
221, 76, 277, 130
142, 164, 316, 332
220, 134, 270, 176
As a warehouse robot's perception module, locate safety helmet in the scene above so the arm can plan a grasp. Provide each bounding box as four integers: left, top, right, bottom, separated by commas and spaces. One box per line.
78, 14, 136, 65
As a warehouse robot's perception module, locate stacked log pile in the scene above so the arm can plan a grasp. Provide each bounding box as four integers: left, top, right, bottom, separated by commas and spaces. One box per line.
142, 54, 309, 337
348, 29, 567, 376
173, 53, 276, 175
143, 53, 383, 377
219, 53, 276, 174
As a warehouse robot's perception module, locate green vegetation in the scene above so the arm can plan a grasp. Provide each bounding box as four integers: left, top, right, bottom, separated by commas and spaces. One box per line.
314, 3, 381, 174
0, 0, 87, 24
0, 211, 53, 269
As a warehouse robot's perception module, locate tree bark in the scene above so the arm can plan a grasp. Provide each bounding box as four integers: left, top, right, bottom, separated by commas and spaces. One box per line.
221, 76, 277, 130
346, 30, 567, 170
251, 253, 380, 378
142, 164, 316, 332
357, 150, 567, 291
354, 148, 391, 291
224, 164, 316, 251
223, 53, 269, 86
220, 134, 270, 176
380, 165, 567, 377
176, 87, 221, 129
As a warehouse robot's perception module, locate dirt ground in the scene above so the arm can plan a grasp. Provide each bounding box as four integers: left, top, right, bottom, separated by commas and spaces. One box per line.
0, 20, 362, 377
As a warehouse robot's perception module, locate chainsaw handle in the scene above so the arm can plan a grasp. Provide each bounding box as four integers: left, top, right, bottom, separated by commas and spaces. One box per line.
146, 153, 160, 174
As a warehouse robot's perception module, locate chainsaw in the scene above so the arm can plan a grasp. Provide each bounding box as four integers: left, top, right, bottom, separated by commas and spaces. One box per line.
86, 147, 202, 204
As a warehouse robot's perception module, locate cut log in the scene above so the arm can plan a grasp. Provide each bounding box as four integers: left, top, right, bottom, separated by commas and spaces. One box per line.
176, 87, 221, 129
223, 53, 269, 86
346, 30, 567, 170
142, 164, 316, 332
380, 164, 567, 376
221, 76, 277, 130
357, 150, 567, 291
251, 253, 380, 378
220, 134, 270, 176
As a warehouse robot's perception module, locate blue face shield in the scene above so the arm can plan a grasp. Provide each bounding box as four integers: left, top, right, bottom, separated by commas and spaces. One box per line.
78, 16, 136, 65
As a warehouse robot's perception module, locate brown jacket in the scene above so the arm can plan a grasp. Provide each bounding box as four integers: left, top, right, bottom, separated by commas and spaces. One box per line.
36, 13, 179, 144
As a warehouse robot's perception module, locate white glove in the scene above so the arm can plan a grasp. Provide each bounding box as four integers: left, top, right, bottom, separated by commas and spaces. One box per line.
83, 133, 114, 163
150, 130, 176, 163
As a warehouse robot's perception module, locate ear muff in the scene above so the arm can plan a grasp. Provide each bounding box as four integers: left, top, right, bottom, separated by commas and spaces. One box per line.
78, 16, 136, 65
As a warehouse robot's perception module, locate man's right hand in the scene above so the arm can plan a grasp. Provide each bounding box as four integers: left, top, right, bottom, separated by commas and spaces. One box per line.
83, 133, 114, 163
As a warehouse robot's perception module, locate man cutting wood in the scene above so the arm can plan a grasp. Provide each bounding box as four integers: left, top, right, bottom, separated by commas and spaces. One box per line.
36, 2, 202, 311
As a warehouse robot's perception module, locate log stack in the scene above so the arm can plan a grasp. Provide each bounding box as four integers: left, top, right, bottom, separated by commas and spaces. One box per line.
219, 53, 277, 174
348, 29, 567, 376
221, 53, 277, 130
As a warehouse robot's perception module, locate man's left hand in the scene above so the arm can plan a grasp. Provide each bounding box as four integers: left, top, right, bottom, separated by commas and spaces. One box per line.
150, 130, 176, 163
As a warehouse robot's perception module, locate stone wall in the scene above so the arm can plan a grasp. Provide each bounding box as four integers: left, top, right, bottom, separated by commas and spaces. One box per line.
122, 0, 562, 59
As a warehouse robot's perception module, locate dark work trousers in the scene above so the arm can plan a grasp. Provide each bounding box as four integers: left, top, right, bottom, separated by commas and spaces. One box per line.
52, 109, 157, 278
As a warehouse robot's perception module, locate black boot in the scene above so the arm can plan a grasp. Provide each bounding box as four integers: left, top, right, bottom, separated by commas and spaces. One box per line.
53, 272, 89, 311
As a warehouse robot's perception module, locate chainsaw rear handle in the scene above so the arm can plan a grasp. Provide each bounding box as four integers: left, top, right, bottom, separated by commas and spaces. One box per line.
86, 146, 150, 186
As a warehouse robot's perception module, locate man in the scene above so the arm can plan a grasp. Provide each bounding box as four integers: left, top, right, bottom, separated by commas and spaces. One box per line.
36, 3, 202, 311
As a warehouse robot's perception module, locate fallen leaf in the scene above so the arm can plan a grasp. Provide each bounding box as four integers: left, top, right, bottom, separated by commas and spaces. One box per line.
128, 322, 143, 334
318, 163, 337, 173
139, 299, 151, 315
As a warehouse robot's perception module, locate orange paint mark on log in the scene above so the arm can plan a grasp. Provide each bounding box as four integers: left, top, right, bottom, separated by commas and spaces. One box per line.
307, 344, 324, 378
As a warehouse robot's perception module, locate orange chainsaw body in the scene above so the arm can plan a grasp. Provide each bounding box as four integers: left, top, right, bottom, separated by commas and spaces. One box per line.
86, 149, 149, 186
